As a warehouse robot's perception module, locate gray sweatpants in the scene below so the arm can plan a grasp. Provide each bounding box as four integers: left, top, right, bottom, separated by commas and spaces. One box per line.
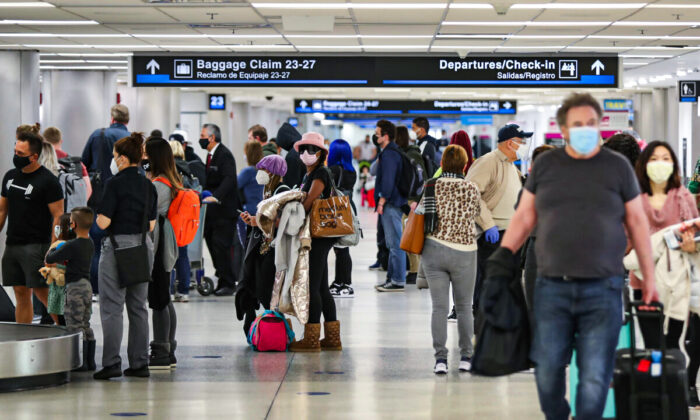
422, 239, 477, 360
98, 234, 153, 369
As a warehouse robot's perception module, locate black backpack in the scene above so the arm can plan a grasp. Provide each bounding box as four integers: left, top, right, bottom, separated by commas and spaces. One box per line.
395, 149, 425, 199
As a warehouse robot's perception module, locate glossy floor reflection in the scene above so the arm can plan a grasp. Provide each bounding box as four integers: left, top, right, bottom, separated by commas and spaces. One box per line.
2, 206, 699, 419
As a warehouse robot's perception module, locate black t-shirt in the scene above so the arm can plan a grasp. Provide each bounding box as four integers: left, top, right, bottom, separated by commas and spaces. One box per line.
301, 165, 333, 199
99, 167, 158, 235
524, 147, 640, 278
45, 237, 94, 284
329, 165, 357, 195
1, 166, 63, 245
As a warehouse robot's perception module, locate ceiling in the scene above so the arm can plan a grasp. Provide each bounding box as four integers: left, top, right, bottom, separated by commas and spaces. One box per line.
3, 0, 700, 103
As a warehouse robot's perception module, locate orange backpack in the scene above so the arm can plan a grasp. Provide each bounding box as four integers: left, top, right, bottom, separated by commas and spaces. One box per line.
154, 177, 201, 247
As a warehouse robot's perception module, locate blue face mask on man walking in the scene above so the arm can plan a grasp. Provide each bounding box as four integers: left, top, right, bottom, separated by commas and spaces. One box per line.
568, 126, 599, 156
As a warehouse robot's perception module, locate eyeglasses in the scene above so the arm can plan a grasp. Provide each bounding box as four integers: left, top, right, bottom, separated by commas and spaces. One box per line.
299, 145, 321, 154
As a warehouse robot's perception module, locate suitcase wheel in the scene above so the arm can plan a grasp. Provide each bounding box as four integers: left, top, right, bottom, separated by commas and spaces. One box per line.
198, 277, 215, 296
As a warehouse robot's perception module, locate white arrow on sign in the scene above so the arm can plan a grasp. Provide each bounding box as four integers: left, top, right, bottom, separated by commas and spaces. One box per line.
591, 60, 605, 75
299, 100, 308, 108
146, 59, 160, 75
503, 102, 512, 109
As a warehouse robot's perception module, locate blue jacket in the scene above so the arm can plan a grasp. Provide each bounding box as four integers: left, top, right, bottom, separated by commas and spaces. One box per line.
375, 141, 407, 208
81, 123, 130, 183
237, 166, 264, 215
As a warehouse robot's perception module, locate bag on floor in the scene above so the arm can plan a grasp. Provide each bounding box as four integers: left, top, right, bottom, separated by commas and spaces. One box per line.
247, 310, 295, 352
614, 302, 689, 420
0, 286, 15, 322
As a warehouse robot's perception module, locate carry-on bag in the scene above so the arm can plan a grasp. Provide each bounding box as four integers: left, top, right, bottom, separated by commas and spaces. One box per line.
614, 301, 689, 420
309, 169, 355, 239
400, 210, 425, 255
247, 310, 295, 352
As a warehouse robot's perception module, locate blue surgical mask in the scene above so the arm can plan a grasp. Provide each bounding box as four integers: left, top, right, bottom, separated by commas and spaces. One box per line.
568, 126, 599, 155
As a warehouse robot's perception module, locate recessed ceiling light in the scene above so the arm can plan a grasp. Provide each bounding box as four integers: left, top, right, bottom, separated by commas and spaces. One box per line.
252, 2, 492, 9
26, 44, 155, 49
0, 20, 99, 25
0, 2, 54, 7
442, 21, 611, 26
40, 52, 133, 57
0, 33, 131, 38
613, 21, 700, 26
40, 66, 128, 70
647, 4, 700, 8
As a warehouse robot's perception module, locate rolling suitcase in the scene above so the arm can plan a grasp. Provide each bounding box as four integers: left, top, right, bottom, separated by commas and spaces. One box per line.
613, 302, 689, 420
0, 286, 15, 322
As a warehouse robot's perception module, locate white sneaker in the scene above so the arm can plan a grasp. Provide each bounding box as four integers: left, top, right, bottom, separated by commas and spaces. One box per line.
434, 360, 448, 374
459, 357, 472, 372
174, 294, 189, 303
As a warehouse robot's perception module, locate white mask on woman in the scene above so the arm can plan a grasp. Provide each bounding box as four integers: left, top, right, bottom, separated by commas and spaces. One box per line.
300, 151, 319, 166
646, 161, 674, 184
110, 157, 120, 175
255, 170, 271, 185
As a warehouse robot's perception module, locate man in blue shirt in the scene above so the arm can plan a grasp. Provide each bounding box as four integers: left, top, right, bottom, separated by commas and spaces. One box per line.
374, 120, 407, 292
81, 104, 130, 295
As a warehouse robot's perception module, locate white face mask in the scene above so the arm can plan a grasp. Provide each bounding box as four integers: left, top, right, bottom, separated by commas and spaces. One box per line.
300, 151, 319, 166
515, 142, 530, 161
110, 157, 119, 175
409, 130, 417, 141
255, 170, 271, 185
646, 161, 674, 184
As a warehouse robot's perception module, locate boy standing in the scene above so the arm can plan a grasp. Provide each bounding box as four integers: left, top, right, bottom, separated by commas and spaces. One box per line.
45, 207, 96, 371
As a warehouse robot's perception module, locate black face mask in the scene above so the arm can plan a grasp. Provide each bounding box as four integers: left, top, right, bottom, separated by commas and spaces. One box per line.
372, 134, 379, 147
141, 159, 150, 172
199, 138, 210, 150
13, 154, 31, 170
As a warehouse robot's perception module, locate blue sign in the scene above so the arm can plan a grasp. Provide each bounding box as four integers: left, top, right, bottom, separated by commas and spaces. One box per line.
288, 117, 299, 127
208, 94, 225, 110
680, 81, 698, 102
294, 99, 516, 115
603, 99, 632, 112
461, 115, 493, 125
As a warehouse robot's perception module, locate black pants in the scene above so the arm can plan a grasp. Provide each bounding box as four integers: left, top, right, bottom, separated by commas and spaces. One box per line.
309, 237, 336, 324
204, 217, 236, 289
473, 230, 504, 313
334, 247, 352, 286
376, 216, 389, 270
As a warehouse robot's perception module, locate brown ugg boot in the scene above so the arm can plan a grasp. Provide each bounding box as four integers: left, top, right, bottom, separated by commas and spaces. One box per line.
289, 323, 321, 352
320, 321, 342, 351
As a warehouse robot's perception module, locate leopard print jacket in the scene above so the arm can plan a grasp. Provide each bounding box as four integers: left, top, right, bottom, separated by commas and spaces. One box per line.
431, 178, 481, 246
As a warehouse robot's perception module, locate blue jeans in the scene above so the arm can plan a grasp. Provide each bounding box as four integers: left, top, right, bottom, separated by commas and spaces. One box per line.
381, 204, 406, 286
89, 219, 105, 294
170, 245, 190, 295
531, 276, 624, 420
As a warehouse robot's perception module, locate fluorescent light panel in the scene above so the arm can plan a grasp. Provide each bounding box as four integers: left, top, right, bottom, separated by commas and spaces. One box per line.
0, 20, 98, 25
0, 2, 54, 7
442, 21, 611, 26
40, 66, 128, 70
40, 52, 133, 57
39, 60, 128, 64
252, 2, 491, 9
510, 3, 646, 8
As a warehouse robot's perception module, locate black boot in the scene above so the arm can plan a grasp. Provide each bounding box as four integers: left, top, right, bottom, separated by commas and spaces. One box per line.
86, 340, 96, 371
169, 340, 177, 369
73, 340, 90, 372
149, 341, 171, 370
93, 363, 122, 380
690, 386, 700, 408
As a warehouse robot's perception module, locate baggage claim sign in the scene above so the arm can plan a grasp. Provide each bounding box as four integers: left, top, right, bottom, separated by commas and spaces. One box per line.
132, 55, 619, 88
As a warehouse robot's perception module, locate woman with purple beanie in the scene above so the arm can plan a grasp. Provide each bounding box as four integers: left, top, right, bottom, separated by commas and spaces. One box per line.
235, 155, 289, 336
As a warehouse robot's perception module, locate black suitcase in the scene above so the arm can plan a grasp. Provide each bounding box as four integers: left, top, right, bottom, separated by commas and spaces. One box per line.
0, 286, 15, 322
614, 302, 689, 420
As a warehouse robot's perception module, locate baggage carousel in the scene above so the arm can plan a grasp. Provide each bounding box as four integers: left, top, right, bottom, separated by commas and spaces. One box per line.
0, 322, 80, 392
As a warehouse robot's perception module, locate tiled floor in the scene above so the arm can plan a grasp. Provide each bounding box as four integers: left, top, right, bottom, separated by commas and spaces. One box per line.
2, 207, 699, 419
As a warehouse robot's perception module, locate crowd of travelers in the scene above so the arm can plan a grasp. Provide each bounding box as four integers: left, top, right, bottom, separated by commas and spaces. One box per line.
5, 92, 700, 419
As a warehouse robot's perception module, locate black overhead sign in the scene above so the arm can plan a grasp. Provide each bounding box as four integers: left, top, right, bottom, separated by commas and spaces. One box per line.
132, 55, 619, 88
294, 99, 517, 115
679, 80, 699, 103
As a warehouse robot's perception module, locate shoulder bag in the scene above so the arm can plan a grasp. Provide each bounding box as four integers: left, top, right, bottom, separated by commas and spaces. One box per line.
110, 181, 153, 288
309, 168, 355, 239
400, 209, 425, 255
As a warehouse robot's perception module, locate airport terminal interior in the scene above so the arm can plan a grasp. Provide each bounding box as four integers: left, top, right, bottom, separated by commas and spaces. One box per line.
3, 0, 700, 419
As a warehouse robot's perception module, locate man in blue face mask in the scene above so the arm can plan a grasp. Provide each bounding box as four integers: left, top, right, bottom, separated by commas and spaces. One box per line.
497, 93, 658, 420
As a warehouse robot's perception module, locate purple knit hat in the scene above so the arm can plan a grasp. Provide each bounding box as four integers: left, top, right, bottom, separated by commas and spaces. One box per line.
256, 154, 287, 177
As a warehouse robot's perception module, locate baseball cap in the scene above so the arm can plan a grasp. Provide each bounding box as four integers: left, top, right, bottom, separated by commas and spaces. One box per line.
169, 129, 189, 144
497, 124, 533, 143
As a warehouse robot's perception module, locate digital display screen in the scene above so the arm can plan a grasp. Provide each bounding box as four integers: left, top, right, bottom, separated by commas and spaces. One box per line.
208, 94, 225, 110
294, 99, 516, 115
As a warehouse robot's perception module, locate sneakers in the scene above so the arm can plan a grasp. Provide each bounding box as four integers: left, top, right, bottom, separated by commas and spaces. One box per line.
459, 357, 472, 372
434, 359, 448, 374
405, 272, 417, 285
369, 261, 386, 271
330, 283, 354, 298
447, 307, 457, 323
174, 293, 189, 303
149, 342, 172, 370
377, 283, 404, 292
93, 363, 122, 380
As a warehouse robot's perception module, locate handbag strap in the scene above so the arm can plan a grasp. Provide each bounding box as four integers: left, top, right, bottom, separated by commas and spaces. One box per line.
323, 166, 343, 197
109, 178, 151, 249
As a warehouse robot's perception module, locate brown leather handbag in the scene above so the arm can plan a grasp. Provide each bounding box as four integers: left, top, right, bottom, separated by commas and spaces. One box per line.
400, 210, 425, 255
309, 169, 355, 239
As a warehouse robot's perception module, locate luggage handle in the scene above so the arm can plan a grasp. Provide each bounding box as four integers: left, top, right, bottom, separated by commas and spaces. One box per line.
627, 301, 670, 420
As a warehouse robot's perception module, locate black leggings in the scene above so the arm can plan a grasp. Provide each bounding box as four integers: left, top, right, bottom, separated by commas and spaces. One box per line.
334, 247, 352, 286
308, 238, 336, 324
